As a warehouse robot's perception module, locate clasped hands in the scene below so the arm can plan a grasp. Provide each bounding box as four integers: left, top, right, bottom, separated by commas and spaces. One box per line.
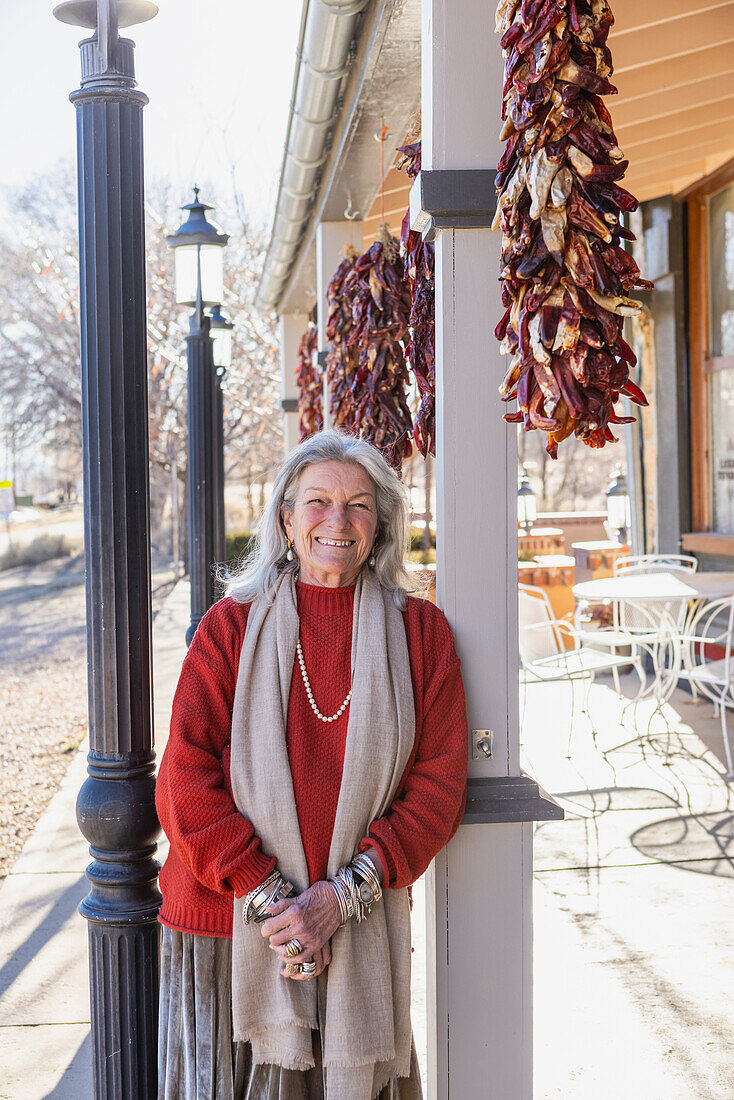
260, 879, 342, 981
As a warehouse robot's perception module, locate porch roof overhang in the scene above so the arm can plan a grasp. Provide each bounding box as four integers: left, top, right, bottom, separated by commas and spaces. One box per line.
258, 0, 734, 317
613, 0, 734, 204
255, 0, 419, 316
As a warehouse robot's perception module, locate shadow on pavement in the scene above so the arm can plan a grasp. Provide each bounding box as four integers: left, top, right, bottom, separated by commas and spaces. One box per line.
631, 811, 734, 878
0, 878, 87, 1001
550, 785, 680, 816
43, 1031, 92, 1100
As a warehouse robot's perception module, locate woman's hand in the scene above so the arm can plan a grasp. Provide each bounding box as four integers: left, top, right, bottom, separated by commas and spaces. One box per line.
259, 881, 342, 978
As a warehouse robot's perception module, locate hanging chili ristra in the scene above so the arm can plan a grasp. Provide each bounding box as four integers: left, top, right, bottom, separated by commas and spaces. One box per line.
325, 246, 360, 433
494, 0, 651, 458
295, 309, 321, 441
396, 137, 436, 458
342, 225, 414, 471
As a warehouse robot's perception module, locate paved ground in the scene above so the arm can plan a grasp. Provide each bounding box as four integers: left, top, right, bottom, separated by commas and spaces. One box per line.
526, 674, 734, 1099
0, 580, 189, 1099
0, 557, 87, 879
0, 556, 178, 879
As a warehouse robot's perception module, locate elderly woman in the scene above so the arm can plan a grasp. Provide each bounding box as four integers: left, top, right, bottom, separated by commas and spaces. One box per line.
156, 430, 468, 1100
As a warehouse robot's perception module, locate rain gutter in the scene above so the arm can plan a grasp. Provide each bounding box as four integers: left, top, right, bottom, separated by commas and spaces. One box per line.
255, 0, 371, 313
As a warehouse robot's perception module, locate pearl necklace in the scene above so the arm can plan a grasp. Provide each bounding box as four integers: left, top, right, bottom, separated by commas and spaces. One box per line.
296, 639, 353, 723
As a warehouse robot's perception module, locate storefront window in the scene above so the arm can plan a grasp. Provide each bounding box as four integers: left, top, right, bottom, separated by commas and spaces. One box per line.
710, 369, 734, 534
708, 184, 734, 533
709, 184, 734, 358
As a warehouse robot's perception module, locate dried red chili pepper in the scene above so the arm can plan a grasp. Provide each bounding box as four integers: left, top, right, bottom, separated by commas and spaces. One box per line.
325, 246, 360, 433
340, 225, 414, 471
295, 308, 322, 441
396, 137, 436, 458
495, 0, 650, 457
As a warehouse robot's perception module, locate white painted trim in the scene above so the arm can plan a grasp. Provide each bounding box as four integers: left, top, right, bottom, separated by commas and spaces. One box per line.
422, 0, 531, 1095
278, 312, 308, 454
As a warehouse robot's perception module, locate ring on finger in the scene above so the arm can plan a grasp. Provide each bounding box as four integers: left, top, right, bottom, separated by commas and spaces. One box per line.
301, 960, 317, 977
285, 937, 304, 958
284, 961, 303, 975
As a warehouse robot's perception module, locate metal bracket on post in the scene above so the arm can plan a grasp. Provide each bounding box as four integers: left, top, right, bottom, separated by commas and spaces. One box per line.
463, 775, 564, 825
281, 397, 299, 413
409, 169, 498, 241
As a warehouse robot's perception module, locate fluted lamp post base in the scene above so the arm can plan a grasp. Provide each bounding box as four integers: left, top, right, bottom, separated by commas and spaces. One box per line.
55, 1, 162, 1097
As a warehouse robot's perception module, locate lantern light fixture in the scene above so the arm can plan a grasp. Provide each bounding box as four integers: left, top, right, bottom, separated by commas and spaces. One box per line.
606, 463, 631, 544
209, 305, 234, 371
517, 468, 537, 534
166, 187, 229, 310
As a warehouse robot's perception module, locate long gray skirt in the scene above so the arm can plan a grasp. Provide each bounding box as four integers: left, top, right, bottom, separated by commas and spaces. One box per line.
158, 927, 423, 1100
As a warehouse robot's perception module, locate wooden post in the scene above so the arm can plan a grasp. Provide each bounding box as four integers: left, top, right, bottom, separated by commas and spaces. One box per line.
420, 1, 560, 1095
279, 312, 308, 453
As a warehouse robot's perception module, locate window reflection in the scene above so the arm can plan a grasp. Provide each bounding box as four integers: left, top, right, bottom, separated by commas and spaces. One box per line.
709, 186, 734, 532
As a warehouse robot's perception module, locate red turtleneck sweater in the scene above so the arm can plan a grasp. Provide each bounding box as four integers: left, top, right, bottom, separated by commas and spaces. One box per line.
156, 582, 468, 937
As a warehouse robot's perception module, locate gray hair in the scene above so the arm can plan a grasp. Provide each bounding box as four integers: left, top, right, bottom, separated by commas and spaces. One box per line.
225, 430, 414, 609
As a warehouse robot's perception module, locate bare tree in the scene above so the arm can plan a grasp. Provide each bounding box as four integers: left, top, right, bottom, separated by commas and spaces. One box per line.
0, 165, 282, 551
517, 424, 620, 513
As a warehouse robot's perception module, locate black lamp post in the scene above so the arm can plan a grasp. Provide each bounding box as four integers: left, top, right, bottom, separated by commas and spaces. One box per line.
53, 0, 161, 1096
209, 304, 234, 565
167, 191, 229, 645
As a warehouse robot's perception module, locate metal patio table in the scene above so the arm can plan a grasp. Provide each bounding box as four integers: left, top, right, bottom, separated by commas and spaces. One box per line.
573, 571, 734, 708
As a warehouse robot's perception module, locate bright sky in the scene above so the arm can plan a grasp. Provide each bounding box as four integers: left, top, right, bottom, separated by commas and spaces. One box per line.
2, 0, 303, 226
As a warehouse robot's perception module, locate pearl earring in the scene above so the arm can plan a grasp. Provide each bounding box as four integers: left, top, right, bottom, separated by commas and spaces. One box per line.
286, 539, 294, 562
368, 546, 377, 568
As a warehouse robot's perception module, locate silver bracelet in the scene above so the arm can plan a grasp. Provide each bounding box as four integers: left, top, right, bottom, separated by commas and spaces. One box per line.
241, 870, 294, 925
328, 870, 354, 925
328, 853, 383, 926
351, 853, 382, 910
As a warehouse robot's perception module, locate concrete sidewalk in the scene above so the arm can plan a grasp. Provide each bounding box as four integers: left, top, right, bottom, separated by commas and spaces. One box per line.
0, 581, 189, 1100
527, 675, 734, 1099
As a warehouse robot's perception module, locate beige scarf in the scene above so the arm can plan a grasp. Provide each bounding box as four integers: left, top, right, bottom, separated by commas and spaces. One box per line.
229, 569, 415, 1099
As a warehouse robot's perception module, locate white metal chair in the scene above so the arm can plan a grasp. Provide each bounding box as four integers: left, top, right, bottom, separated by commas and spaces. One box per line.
575, 596, 683, 731
614, 553, 698, 576
519, 584, 644, 755
677, 596, 734, 779
611, 554, 698, 700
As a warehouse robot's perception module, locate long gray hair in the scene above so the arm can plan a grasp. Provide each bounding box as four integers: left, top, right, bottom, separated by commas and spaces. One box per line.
226, 430, 414, 609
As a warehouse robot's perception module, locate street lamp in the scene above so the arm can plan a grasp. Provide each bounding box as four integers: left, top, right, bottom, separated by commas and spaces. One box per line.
167, 187, 228, 306
606, 463, 631, 544
54, 0, 161, 1095
517, 469, 537, 534
167, 190, 229, 645
209, 303, 234, 369
209, 304, 234, 565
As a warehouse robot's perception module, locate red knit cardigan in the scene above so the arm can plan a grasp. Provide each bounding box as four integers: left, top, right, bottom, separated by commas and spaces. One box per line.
156, 582, 468, 938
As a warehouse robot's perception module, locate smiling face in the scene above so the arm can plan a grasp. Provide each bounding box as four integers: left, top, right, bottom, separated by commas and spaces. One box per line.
281, 460, 379, 588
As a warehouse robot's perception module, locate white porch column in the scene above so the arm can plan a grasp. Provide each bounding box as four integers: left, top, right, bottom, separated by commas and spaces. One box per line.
278, 312, 307, 454
420, 2, 558, 1097
316, 220, 362, 429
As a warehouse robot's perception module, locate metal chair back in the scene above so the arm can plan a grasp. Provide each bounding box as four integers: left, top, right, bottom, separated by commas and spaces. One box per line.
684, 596, 734, 690
614, 553, 698, 576
518, 584, 566, 666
